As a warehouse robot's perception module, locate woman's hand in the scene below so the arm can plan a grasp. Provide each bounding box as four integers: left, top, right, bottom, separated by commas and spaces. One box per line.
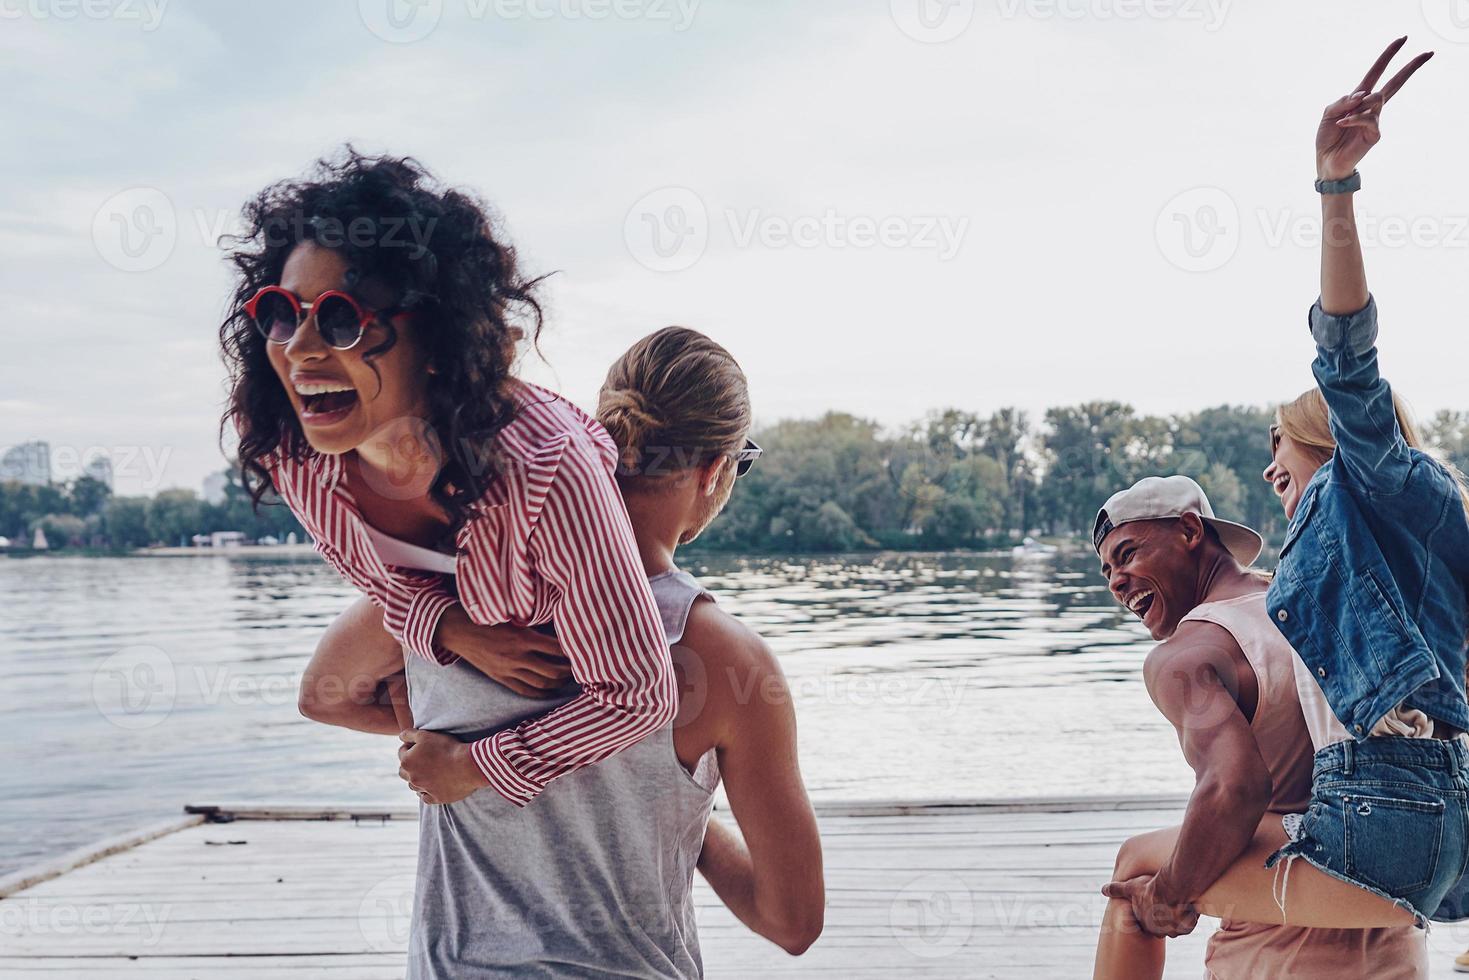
1316, 36, 1433, 182
435, 605, 572, 698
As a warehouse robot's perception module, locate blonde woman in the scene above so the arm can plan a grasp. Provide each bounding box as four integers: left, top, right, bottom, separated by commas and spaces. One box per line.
1095, 37, 1469, 979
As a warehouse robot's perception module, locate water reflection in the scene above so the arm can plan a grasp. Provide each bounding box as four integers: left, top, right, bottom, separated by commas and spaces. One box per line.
0, 548, 1192, 876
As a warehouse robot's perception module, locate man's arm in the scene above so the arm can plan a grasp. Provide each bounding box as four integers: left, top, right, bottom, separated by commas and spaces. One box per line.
682, 604, 824, 955
1143, 621, 1274, 908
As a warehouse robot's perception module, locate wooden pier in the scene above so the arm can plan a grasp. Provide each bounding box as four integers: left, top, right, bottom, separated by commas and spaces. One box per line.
3, 796, 1467, 978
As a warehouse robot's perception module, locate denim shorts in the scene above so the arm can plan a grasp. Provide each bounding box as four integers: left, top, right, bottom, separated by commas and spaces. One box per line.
1265, 735, 1469, 928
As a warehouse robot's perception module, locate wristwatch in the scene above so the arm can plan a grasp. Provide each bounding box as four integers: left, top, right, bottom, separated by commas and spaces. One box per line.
1314, 171, 1361, 195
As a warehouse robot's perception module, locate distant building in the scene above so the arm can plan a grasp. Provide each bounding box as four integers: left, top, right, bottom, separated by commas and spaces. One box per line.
1, 441, 51, 486
32, 527, 48, 550
210, 531, 246, 548
82, 454, 114, 490
202, 472, 229, 506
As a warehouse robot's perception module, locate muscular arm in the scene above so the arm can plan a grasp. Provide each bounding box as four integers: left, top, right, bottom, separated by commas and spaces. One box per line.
1143, 621, 1273, 907
677, 602, 825, 955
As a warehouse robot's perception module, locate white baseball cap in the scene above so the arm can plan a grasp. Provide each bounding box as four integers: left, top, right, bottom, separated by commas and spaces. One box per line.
1092, 475, 1264, 566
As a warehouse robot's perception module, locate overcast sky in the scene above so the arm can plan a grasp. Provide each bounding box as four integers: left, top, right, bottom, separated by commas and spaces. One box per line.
4, 0, 1469, 495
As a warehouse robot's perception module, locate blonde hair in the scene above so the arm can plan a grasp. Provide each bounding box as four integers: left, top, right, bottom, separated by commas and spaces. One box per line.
597, 327, 751, 485
1277, 387, 1469, 517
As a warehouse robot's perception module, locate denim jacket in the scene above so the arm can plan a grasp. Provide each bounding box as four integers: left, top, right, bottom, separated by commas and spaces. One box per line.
1266, 296, 1469, 736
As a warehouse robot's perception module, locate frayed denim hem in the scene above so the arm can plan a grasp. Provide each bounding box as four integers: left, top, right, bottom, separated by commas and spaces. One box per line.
1264, 834, 1431, 931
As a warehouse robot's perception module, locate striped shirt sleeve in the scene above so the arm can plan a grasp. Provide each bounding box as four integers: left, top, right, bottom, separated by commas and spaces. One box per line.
467, 436, 679, 807
382, 577, 461, 666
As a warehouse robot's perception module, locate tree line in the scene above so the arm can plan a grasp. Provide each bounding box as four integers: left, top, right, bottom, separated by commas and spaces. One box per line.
5, 404, 1467, 554
0, 472, 304, 550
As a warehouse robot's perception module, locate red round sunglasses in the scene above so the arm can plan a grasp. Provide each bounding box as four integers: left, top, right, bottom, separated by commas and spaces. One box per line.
244, 286, 411, 351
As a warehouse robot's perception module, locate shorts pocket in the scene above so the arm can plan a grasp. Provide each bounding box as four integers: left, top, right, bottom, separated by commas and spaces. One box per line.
1343, 792, 1446, 897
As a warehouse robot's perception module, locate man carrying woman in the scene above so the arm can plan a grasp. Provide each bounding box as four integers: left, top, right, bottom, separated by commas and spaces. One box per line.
1093, 36, 1469, 979
221, 150, 822, 977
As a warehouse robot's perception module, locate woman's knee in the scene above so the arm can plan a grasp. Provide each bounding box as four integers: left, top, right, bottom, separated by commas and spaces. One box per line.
1113, 833, 1162, 882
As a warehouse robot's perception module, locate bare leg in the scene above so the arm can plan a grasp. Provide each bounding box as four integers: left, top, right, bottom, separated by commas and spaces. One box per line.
299, 594, 412, 734
1094, 815, 1415, 980
1192, 818, 1414, 929
1092, 828, 1173, 980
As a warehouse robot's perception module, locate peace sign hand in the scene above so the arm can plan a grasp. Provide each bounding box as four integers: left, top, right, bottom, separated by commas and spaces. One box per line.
1317, 36, 1434, 182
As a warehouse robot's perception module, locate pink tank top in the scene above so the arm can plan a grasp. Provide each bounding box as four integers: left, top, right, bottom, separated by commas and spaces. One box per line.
1180, 593, 1426, 979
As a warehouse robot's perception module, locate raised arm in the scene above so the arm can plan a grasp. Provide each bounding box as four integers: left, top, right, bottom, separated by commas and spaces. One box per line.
1309, 38, 1432, 491
1110, 623, 1272, 928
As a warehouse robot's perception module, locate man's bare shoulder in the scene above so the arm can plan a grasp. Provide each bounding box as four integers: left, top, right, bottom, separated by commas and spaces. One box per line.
1143, 619, 1246, 703
678, 597, 782, 681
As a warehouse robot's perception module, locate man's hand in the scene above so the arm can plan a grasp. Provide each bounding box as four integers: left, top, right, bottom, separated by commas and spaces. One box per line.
398, 728, 490, 805
435, 606, 572, 698
1101, 874, 1200, 939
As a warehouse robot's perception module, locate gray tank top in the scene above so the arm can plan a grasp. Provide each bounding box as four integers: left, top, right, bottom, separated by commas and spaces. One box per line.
405, 569, 720, 980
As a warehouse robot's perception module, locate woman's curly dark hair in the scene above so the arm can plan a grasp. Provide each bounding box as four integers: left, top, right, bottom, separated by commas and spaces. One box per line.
220, 146, 544, 540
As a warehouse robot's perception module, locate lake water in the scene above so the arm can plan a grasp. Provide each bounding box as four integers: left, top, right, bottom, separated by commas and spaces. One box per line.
0, 548, 1193, 878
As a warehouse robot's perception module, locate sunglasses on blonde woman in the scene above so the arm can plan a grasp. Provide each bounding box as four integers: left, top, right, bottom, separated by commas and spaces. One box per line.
732, 439, 762, 477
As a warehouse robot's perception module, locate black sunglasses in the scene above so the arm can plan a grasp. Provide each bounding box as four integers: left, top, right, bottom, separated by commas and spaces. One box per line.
732, 439, 763, 477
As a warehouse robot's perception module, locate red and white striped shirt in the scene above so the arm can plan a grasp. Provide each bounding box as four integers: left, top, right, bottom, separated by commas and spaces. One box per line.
263, 382, 677, 807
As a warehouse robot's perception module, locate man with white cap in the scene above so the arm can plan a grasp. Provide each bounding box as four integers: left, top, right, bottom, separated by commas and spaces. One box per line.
1091, 476, 1426, 979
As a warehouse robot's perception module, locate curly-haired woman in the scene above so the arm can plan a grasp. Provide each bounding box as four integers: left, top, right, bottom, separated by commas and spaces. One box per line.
221, 148, 677, 810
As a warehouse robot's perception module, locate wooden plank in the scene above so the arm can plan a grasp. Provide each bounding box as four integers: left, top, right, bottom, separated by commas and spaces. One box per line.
6, 798, 1463, 977
178, 794, 1190, 823
0, 814, 203, 900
